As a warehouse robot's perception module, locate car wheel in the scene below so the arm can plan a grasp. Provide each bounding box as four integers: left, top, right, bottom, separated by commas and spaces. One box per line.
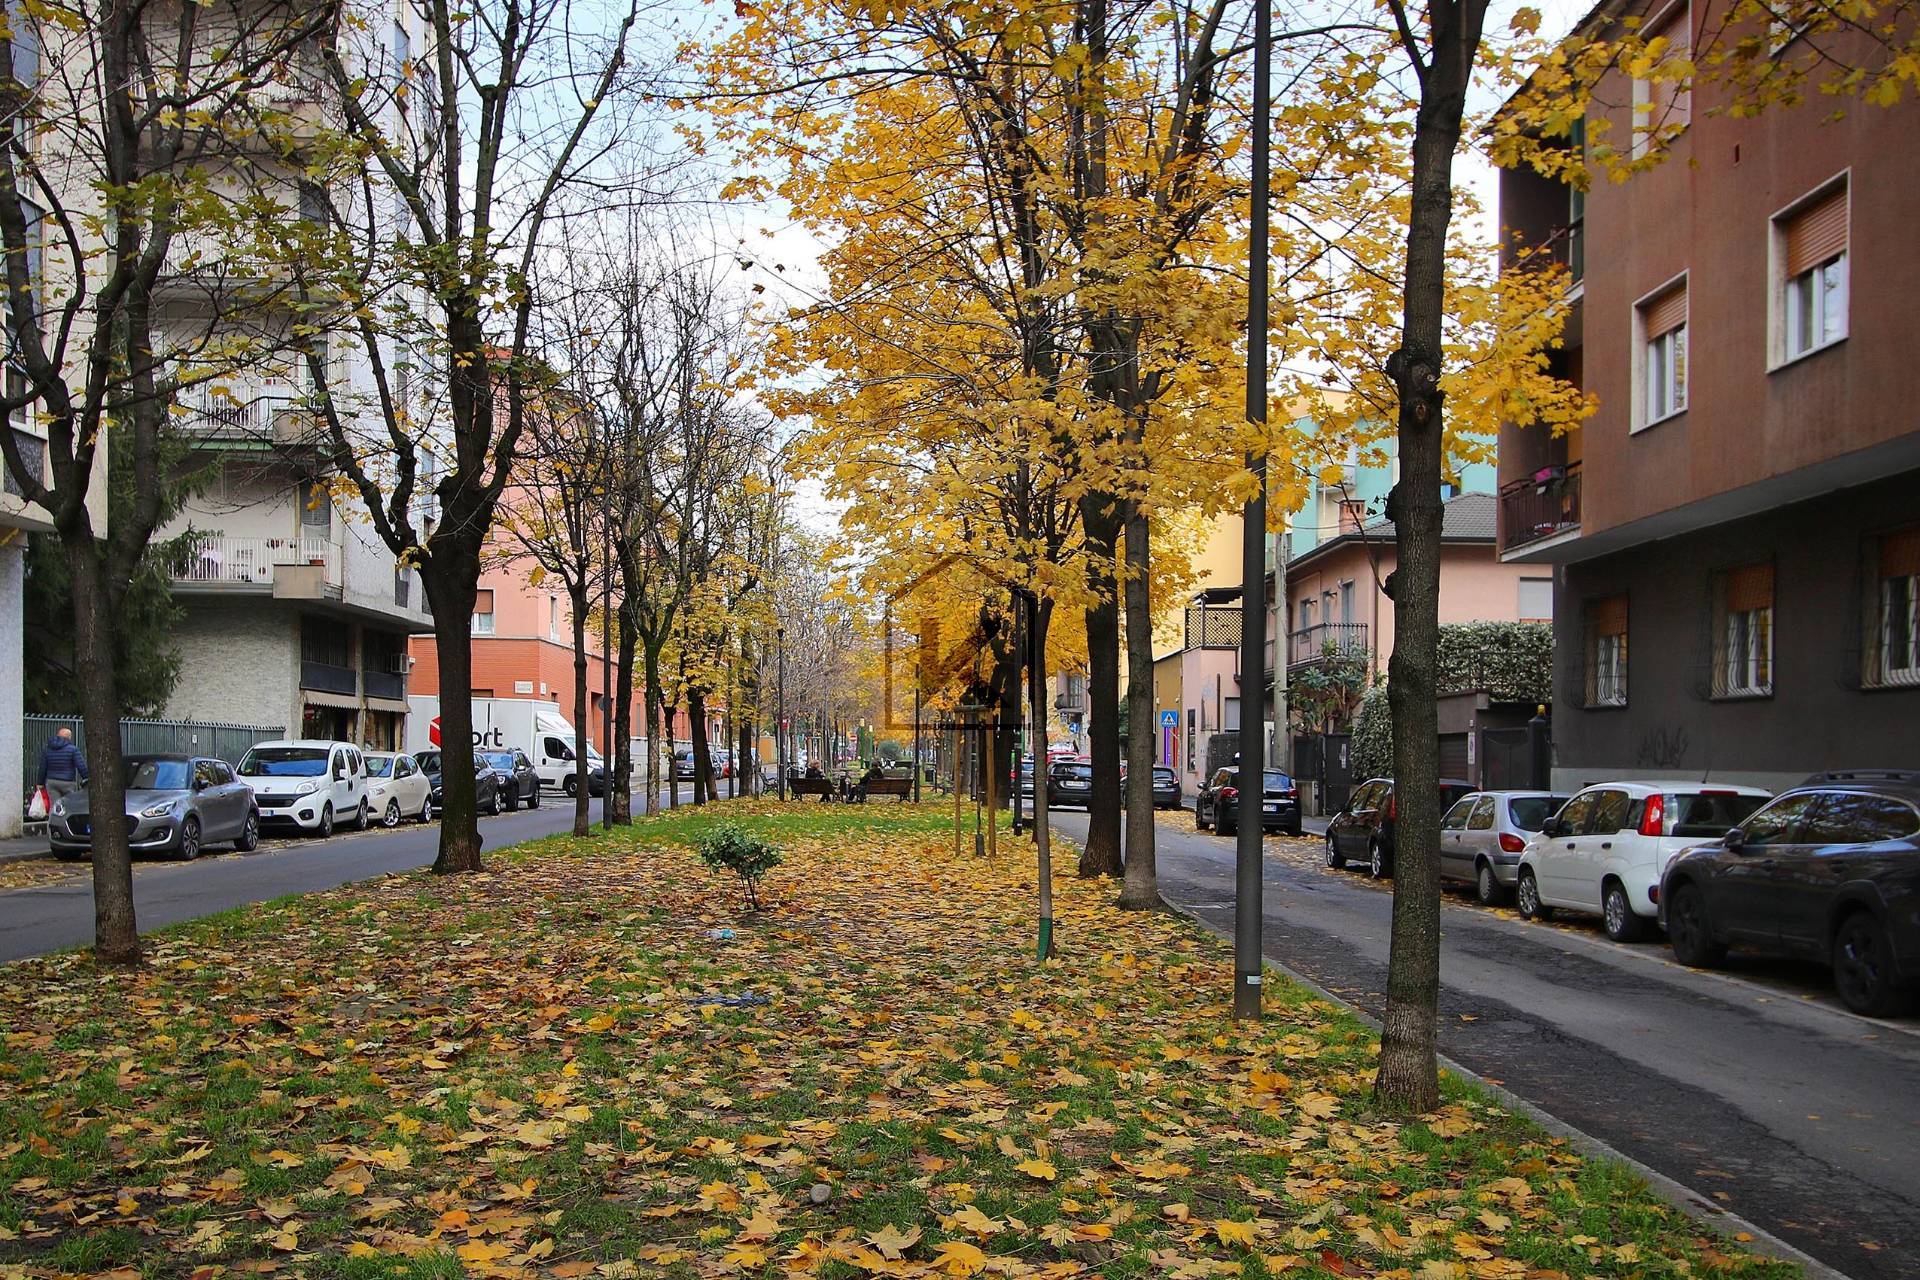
1474, 860, 1507, 906
1516, 868, 1551, 920
235, 811, 259, 852
1325, 835, 1346, 870
1219, 810, 1236, 837
1602, 880, 1651, 942
528, 785, 540, 810
504, 786, 519, 812
317, 804, 334, 839
1832, 911, 1915, 1017
178, 815, 201, 860
354, 800, 369, 831
418, 794, 433, 823
1195, 801, 1209, 831
1286, 822, 1302, 838
382, 799, 402, 828
486, 787, 501, 816
52, 847, 84, 861
1367, 839, 1387, 880
1666, 881, 1726, 968
564, 776, 579, 797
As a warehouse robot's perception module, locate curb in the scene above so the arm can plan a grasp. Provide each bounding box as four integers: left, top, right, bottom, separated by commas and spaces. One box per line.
1157, 893, 1850, 1280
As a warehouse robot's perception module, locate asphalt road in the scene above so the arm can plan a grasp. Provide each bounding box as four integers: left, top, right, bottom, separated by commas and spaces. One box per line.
1050, 809, 1920, 1280
0, 783, 706, 963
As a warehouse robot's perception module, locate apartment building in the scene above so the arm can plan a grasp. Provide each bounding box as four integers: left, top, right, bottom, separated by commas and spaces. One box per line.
1497, 0, 1920, 790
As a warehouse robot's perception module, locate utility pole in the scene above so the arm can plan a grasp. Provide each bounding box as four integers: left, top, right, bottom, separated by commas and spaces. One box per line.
776, 626, 787, 801
601, 466, 613, 830
1273, 525, 1289, 770
1234, 0, 1272, 1023
1026, 589, 1054, 960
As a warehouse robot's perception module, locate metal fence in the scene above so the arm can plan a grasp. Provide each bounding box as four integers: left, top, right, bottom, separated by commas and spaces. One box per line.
21, 715, 286, 795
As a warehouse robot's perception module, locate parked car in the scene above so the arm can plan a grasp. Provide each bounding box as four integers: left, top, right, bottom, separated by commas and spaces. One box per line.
1047, 760, 1094, 809
483, 749, 542, 810
1660, 770, 1920, 1016
417, 749, 506, 816
364, 751, 433, 827
1440, 790, 1571, 905
1326, 777, 1477, 879
48, 754, 259, 860
1517, 781, 1772, 941
1196, 766, 1301, 837
1151, 766, 1181, 810
238, 741, 368, 837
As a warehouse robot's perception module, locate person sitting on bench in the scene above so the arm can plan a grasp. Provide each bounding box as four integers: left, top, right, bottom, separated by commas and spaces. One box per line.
853, 762, 885, 803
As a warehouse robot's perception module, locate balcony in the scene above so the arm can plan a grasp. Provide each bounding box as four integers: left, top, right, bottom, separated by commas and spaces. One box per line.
300, 661, 357, 695
1288, 622, 1369, 668
175, 533, 341, 592
1184, 605, 1243, 650
1500, 461, 1582, 557
362, 669, 407, 702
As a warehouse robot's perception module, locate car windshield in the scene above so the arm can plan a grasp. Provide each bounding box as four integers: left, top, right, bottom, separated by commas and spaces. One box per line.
239, 747, 328, 777
1507, 796, 1569, 832
1056, 764, 1091, 780
127, 759, 192, 790
484, 752, 518, 771
416, 752, 440, 774
365, 757, 395, 778
1668, 792, 1769, 837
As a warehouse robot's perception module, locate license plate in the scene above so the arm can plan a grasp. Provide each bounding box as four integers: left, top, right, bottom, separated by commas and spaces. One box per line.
1064, 782, 1087, 790
1264, 803, 1279, 812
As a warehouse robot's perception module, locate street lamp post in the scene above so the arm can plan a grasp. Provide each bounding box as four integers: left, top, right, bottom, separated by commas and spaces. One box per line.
1234, 0, 1272, 1023
776, 625, 787, 801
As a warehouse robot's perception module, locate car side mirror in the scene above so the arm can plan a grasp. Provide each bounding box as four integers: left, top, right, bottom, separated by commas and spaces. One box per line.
1542, 817, 1565, 837
1723, 827, 1746, 851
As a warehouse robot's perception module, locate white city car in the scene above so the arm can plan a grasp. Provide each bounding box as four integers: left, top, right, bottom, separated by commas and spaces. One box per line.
1516, 781, 1772, 941
237, 740, 370, 837
364, 752, 434, 827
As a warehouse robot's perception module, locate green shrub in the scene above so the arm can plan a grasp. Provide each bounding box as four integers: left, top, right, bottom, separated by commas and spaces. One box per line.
1350, 681, 1393, 781
695, 822, 783, 910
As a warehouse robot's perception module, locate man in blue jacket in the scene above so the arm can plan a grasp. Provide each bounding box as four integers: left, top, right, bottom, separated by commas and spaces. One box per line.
38, 727, 88, 802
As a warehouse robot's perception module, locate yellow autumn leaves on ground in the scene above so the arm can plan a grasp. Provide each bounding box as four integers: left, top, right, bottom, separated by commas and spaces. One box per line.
0, 801, 1789, 1279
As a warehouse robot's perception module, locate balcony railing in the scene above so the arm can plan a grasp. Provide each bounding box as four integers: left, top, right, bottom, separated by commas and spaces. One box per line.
1501, 460, 1582, 552
1184, 605, 1243, 650
362, 669, 407, 701
1289, 622, 1369, 667
175, 533, 340, 587
299, 660, 357, 695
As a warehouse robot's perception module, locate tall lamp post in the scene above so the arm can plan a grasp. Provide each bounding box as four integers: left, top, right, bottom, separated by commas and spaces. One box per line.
776, 624, 787, 801
1234, 0, 1272, 1022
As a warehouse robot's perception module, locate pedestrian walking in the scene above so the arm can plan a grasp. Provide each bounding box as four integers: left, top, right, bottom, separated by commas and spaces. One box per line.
38, 727, 88, 803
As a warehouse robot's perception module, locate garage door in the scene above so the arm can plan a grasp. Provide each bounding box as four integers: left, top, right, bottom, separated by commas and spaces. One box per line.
1438, 733, 1470, 782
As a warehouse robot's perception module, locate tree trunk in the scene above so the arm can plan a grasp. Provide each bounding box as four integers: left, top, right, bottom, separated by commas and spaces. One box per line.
569, 578, 591, 838
1374, 1, 1486, 1115
642, 643, 664, 817
1118, 508, 1160, 909
689, 688, 713, 805
1078, 495, 1123, 877
423, 552, 484, 873
66, 542, 139, 964
611, 603, 638, 824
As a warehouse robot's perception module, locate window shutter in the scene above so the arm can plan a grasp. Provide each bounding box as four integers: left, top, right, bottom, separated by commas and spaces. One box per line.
1881, 526, 1920, 578
1724, 562, 1774, 612
1643, 282, 1687, 337
1785, 186, 1847, 277
474, 589, 494, 613
1590, 595, 1629, 636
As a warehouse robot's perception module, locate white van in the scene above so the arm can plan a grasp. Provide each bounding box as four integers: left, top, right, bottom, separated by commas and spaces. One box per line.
406, 696, 605, 795
237, 740, 369, 837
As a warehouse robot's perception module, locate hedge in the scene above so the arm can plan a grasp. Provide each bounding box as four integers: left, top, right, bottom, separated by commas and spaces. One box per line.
1346, 622, 1552, 782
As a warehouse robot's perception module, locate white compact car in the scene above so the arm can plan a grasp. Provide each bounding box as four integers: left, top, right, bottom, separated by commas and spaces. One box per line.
364, 751, 434, 827
1517, 781, 1772, 941
237, 740, 370, 837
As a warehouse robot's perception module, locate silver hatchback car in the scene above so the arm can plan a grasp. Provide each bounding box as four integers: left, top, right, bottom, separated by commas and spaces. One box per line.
1439, 790, 1570, 905
49, 754, 260, 861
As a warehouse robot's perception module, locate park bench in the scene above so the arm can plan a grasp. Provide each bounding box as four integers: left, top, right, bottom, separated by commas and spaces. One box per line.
862, 776, 913, 802
787, 777, 837, 802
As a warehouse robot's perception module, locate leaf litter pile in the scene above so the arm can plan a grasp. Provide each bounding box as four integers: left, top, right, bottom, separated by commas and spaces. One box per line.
0, 801, 1792, 1280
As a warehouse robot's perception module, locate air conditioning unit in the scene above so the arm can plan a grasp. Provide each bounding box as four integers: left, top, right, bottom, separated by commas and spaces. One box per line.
386, 654, 411, 674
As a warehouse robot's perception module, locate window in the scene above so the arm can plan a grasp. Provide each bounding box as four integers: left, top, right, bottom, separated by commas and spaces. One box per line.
1803, 793, 1920, 844
297, 181, 328, 227
1587, 789, 1633, 834
1776, 181, 1847, 363
1868, 525, 1919, 687
6, 2, 38, 87
1441, 798, 1475, 831
1633, 4, 1691, 157
549, 595, 561, 641
1223, 696, 1241, 732
1585, 595, 1628, 707
1467, 797, 1497, 831
300, 479, 332, 531
1338, 580, 1354, 625
1638, 280, 1687, 427
1741, 792, 1820, 846
1555, 791, 1599, 833
472, 588, 495, 635
1711, 562, 1774, 697
1185, 708, 1195, 771
1518, 576, 1553, 623
1567, 119, 1586, 282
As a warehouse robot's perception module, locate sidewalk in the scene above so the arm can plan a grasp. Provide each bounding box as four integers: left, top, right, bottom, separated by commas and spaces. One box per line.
0, 833, 50, 864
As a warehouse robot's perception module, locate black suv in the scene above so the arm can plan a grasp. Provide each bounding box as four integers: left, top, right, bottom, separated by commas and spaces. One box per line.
482, 749, 542, 811
1326, 776, 1478, 879
1661, 770, 1920, 1017
1047, 760, 1094, 810
1195, 767, 1301, 837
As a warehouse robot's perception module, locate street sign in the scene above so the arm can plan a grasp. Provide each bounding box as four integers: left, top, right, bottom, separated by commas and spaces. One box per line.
1159, 709, 1178, 728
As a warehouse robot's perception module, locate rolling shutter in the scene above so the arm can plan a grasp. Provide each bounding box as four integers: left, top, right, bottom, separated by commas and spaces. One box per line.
1785, 186, 1848, 277
1725, 562, 1774, 612
1590, 594, 1629, 635
1643, 283, 1687, 337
